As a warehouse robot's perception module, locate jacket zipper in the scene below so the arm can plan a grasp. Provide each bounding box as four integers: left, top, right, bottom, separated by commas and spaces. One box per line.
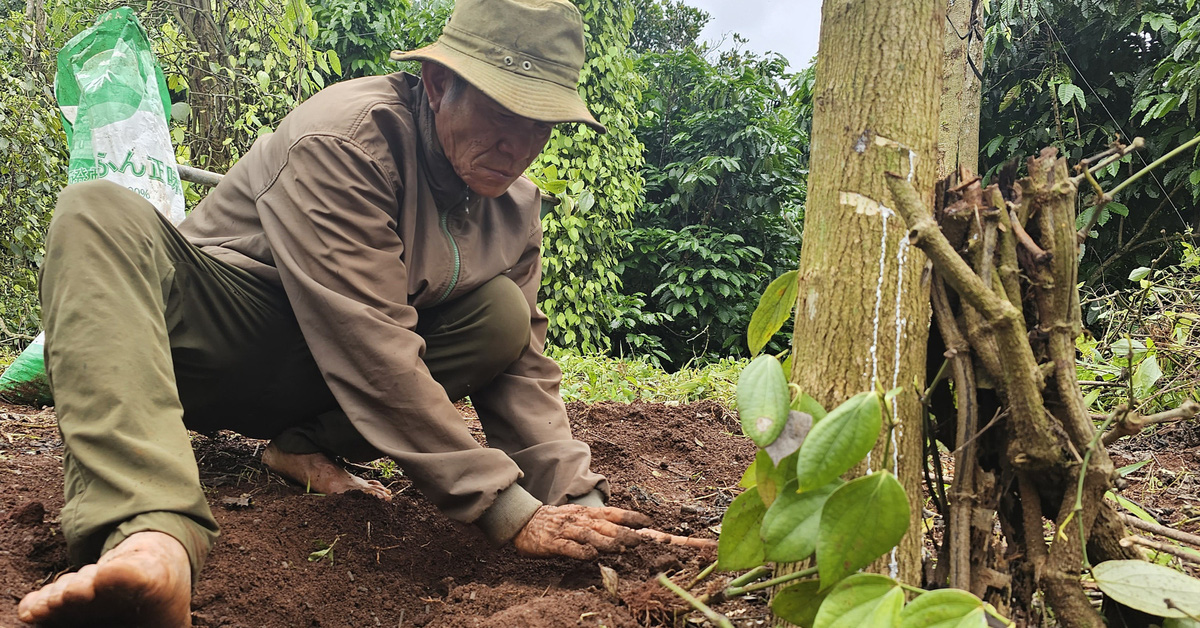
433, 208, 461, 306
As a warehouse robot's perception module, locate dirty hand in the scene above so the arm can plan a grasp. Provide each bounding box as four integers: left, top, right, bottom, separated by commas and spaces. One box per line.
513, 504, 653, 560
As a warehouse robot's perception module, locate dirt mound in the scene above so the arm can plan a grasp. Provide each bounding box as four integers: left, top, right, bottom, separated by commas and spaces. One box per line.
0, 400, 760, 627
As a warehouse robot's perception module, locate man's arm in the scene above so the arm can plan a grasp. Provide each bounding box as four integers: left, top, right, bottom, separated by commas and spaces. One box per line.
468, 214, 608, 505
255, 134, 532, 532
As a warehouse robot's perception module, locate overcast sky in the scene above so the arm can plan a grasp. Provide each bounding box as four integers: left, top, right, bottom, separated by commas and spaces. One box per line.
686, 0, 824, 71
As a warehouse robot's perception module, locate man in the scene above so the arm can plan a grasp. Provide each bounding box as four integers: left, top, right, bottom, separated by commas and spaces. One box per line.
18, 0, 655, 625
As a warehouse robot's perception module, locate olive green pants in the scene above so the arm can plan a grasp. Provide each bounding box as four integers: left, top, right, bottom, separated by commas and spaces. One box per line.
40, 181, 531, 581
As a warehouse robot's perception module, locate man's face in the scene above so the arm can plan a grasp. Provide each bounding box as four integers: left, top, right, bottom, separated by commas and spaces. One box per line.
427, 70, 554, 198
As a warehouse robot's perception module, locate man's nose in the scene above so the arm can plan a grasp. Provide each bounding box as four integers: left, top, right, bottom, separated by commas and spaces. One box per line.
497, 126, 538, 161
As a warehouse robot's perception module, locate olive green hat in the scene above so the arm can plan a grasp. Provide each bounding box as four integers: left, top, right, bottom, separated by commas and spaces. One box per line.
390, 0, 606, 134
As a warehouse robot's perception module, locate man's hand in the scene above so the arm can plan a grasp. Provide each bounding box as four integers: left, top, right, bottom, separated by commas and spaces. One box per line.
513, 504, 652, 560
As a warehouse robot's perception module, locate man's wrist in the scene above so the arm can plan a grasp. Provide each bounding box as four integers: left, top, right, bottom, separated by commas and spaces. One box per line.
475, 482, 543, 545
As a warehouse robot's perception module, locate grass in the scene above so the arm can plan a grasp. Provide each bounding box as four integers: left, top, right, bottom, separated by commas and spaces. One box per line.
555, 353, 743, 406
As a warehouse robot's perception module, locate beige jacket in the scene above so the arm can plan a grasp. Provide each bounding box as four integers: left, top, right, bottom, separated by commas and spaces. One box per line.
179, 72, 605, 542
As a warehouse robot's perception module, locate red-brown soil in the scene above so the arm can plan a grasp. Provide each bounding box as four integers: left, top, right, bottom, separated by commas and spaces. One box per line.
0, 400, 764, 627
4, 399, 1198, 627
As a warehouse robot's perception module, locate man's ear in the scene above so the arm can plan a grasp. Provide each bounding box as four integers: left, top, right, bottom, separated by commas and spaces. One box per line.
422, 61, 450, 114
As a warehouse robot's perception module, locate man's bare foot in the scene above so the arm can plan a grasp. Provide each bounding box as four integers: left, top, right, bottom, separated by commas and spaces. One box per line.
261, 441, 392, 501
18, 530, 192, 627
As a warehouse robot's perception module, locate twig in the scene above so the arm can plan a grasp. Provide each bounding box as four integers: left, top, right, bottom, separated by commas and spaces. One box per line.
1121, 514, 1200, 549
1102, 400, 1200, 446
657, 573, 734, 628
1107, 135, 1200, 199
1119, 536, 1200, 564
1008, 210, 1052, 263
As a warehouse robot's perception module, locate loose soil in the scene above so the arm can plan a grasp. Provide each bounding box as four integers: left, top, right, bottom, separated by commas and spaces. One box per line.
1, 400, 763, 627
3, 400, 1198, 627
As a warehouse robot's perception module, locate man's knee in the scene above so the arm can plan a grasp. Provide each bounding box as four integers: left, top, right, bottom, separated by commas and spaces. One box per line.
49, 180, 164, 245
470, 276, 532, 368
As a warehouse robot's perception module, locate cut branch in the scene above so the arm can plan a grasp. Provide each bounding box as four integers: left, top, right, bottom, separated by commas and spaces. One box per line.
1121, 514, 1200, 549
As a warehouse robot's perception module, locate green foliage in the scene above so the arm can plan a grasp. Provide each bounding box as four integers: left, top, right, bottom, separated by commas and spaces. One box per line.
694, 288, 1005, 627
1091, 560, 1200, 619
794, 392, 882, 492
815, 472, 909, 588
735, 354, 790, 446
628, 0, 709, 55
747, 269, 798, 356
981, 0, 1200, 284
534, 0, 646, 354
554, 352, 741, 405
812, 574, 904, 628
715, 486, 766, 571
310, 0, 412, 78
0, 14, 67, 345
616, 42, 809, 367
1078, 243, 1199, 416
898, 589, 988, 628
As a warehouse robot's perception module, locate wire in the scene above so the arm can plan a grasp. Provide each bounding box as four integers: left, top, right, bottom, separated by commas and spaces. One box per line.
1042, 19, 1194, 236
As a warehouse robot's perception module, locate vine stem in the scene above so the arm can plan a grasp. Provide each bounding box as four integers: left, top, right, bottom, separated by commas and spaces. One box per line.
689, 560, 718, 589
657, 573, 734, 628
724, 566, 818, 597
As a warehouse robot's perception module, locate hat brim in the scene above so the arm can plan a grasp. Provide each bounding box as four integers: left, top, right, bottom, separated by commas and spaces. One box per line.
391, 42, 607, 134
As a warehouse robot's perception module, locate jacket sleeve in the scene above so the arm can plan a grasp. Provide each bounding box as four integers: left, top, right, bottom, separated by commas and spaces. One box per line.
254, 134, 538, 535
467, 215, 609, 506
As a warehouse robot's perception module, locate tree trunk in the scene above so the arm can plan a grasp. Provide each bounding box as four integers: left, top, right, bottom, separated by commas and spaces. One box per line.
777, 1, 943, 622
937, 0, 983, 178
934, 0, 989, 596
172, 0, 232, 166
23, 0, 46, 71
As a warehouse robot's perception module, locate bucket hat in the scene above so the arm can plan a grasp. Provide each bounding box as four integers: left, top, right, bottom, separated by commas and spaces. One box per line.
390, 0, 606, 133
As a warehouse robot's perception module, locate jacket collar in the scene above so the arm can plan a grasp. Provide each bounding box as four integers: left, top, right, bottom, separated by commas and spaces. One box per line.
412, 79, 471, 212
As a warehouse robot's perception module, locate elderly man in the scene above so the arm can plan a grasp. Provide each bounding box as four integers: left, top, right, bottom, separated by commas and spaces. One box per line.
18, 0, 653, 625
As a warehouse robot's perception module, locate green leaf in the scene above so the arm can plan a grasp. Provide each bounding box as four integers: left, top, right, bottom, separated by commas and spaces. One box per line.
792, 392, 828, 422
739, 457, 758, 489
327, 49, 342, 75
813, 573, 903, 628
1107, 490, 1158, 523
817, 472, 910, 588
1056, 83, 1086, 109
1092, 560, 1200, 618
1117, 459, 1151, 476
772, 580, 827, 628
899, 589, 988, 628
170, 101, 191, 123
1133, 354, 1163, 398
717, 487, 767, 571
795, 392, 881, 492
755, 449, 780, 506
1165, 618, 1200, 628
998, 84, 1022, 113
1128, 267, 1152, 281
737, 355, 791, 447
747, 270, 798, 355
761, 478, 841, 562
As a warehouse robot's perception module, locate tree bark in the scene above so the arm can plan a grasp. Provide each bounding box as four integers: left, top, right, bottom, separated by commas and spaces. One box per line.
23, 0, 46, 71
171, 0, 232, 165
937, 0, 983, 178
777, 2, 942, 622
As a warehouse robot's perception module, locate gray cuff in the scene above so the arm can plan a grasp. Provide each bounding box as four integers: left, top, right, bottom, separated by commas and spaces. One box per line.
567, 489, 606, 508
475, 483, 543, 545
